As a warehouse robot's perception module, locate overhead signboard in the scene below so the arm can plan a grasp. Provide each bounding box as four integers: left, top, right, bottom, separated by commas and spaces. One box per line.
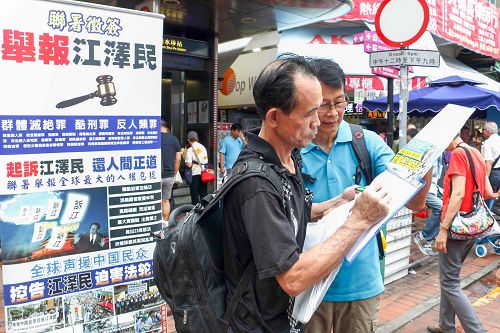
370, 49, 440, 68
375, 0, 430, 47
162, 35, 209, 58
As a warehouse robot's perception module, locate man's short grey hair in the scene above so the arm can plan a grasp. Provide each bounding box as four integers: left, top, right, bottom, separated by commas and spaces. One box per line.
484, 121, 498, 134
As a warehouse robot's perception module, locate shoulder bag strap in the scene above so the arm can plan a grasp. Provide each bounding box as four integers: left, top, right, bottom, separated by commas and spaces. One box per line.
457, 145, 479, 190
192, 144, 206, 169
492, 153, 500, 170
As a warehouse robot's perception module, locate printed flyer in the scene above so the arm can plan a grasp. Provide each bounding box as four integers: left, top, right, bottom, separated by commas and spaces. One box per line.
0, 1, 175, 332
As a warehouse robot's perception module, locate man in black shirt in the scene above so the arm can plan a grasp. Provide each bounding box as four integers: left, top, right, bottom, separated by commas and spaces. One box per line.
223, 56, 392, 332
160, 119, 181, 221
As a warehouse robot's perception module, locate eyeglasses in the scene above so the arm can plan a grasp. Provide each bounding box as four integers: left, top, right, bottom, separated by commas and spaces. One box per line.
318, 95, 350, 113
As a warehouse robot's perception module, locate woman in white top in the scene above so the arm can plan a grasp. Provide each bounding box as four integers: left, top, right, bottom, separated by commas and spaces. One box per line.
184, 131, 209, 205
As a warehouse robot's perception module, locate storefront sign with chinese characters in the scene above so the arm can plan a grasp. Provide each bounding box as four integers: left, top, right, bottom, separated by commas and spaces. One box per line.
163, 35, 209, 58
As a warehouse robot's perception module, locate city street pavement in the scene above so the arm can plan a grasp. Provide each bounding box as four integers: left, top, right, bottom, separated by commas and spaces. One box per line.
377, 251, 500, 333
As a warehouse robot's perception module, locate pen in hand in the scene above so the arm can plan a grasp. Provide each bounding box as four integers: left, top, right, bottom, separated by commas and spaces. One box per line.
355, 186, 366, 193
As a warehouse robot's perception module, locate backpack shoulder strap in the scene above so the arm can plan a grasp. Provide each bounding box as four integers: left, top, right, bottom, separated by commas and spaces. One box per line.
200, 158, 284, 217
203, 159, 284, 324
348, 123, 386, 260
348, 123, 373, 184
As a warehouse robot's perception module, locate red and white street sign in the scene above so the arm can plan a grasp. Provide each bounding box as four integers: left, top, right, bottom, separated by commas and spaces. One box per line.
363, 31, 381, 43
371, 66, 399, 79
352, 32, 364, 44
375, 0, 429, 47
363, 41, 396, 53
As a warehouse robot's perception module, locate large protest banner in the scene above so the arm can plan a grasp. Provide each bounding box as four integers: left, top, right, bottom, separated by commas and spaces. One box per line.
0, 1, 171, 332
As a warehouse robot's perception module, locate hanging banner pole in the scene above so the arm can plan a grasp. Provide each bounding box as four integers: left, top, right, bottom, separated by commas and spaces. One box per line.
399, 49, 409, 148
386, 78, 394, 149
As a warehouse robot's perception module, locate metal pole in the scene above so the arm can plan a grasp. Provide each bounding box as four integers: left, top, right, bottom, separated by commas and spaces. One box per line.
399, 47, 409, 148
386, 78, 394, 149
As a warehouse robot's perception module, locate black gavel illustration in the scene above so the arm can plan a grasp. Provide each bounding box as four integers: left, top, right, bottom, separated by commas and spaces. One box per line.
56, 75, 117, 109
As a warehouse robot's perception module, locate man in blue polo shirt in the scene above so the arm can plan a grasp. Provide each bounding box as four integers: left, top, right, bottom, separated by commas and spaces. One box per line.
302, 58, 429, 333
219, 122, 247, 177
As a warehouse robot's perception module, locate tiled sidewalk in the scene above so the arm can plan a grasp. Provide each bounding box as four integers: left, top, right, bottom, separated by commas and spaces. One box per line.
378, 252, 499, 332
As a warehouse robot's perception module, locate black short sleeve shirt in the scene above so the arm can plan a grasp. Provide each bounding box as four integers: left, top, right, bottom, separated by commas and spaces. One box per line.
223, 132, 309, 333
161, 132, 181, 178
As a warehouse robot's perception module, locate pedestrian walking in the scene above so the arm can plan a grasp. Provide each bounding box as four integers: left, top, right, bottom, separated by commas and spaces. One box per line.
431, 134, 500, 333
160, 119, 181, 221
184, 131, 209, 205
219, 122, 246, 179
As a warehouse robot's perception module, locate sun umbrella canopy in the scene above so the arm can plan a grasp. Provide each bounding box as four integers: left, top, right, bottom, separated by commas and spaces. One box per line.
363, 75, 500, 113
428, 75, 483, 86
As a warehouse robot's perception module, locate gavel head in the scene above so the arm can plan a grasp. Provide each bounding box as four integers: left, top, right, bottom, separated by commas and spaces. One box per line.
96, 75, 117, 106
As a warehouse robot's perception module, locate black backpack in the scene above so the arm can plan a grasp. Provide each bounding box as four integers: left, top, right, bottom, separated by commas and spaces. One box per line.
153, 159, 286, 333
348, 123, 386, 260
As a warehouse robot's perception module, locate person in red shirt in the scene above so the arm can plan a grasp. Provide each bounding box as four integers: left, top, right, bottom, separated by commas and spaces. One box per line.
429, 134, 500, 333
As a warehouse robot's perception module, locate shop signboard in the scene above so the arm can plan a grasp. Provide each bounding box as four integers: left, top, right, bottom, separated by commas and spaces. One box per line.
345, 75, 385, 91
218, 48, 277, 107
354, 89, 365, 104
0, 1, 170, 332
366, 89, 378, 101
367, 110, 386, 119
162, 35, 209, 58
427, 0, 499, 59
330, 0, 500, 59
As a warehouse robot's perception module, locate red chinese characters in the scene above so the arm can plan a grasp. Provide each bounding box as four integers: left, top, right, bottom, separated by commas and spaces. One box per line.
2, 29, 69, 64
7, 161, 39, 178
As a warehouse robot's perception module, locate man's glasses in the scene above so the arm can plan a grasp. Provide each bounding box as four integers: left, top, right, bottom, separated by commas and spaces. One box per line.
318, 94, 350, 113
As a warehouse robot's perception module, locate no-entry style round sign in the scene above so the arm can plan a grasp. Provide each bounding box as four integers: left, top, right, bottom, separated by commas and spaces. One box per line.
375, 0, 429, 48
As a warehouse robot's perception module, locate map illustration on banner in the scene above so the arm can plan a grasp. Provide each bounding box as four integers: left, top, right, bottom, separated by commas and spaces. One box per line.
0, 1, 176, 332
